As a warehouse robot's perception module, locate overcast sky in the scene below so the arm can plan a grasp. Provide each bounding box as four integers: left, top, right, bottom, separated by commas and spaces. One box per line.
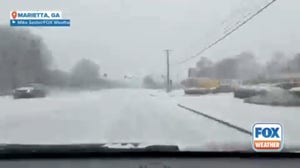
1, 0, 300, 81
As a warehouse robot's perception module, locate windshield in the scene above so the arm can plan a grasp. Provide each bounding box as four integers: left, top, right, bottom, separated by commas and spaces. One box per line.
0, 0, 299, 153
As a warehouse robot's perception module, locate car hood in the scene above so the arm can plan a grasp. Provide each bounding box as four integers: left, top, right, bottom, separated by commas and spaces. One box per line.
0, 143, 299, 154
0, 142, 272, 152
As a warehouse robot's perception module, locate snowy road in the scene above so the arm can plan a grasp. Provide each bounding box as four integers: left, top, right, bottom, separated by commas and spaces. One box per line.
174, 90, 300, 148
0, 88, 252, 150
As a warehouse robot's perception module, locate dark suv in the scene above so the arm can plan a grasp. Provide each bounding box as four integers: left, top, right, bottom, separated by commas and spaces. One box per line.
13, 83, 47, 99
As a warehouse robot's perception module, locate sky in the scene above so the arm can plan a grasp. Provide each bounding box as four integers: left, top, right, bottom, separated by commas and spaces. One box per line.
1, 0, 300, 81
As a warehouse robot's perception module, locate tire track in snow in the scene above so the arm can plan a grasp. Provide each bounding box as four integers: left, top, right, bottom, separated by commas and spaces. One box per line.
177, 104, 252, 136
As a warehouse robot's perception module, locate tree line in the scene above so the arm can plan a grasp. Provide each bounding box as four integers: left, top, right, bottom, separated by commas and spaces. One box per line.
0, 26, 125, 94
191, 51, 300, 82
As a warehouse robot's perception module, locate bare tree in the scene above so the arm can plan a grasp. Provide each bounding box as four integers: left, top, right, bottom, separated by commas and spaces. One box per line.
70, 58, 100, 87
142, 75, 164, 89
0, 26, 52, 91
196, 57, 213, 70
262, 51, 287, 79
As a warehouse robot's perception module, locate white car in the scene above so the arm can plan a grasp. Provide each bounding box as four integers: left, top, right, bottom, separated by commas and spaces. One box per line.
13, 83, 47, 99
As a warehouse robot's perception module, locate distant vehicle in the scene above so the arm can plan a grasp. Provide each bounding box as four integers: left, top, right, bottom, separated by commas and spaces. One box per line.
181, 77, 220, 95
233, 84, 275, 99
290, 87, 300, 97
275, 82, 300, 90
182, 78, 220, 88
184, 87, 212, 95
212, 84, 233, 94
13, 83, 47, 99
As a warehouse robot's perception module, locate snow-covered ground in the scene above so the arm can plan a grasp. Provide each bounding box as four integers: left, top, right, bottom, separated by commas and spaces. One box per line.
1, 88, 299, 151
172, 90, 300, 148
0, 88, 252, 151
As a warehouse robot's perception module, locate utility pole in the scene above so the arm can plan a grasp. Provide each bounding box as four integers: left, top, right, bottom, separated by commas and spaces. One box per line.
165, 49, 171, 92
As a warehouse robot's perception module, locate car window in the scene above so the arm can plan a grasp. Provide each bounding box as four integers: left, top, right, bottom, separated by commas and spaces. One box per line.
0, 0, 299, 153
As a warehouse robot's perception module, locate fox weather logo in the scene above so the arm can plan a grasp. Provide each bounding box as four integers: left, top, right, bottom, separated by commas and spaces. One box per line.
252, 123, 283, 152
10, 11, 70, 27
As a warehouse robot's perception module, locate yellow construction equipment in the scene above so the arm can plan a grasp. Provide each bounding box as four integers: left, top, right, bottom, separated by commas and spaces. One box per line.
182, 77, 220, 89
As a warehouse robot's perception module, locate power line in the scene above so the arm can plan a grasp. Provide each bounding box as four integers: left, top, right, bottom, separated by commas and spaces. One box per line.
170, 2, 255, 67
177, 0, 278, 64
222, 1, 264, 34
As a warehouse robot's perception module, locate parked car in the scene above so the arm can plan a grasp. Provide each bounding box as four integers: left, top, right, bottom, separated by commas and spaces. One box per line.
275, 82, 300, 90
290, 87, 300, 97
233, 85, 271, 99
13, 83, 47, 99
184, 87, 212, 95
212, 85, 234, 94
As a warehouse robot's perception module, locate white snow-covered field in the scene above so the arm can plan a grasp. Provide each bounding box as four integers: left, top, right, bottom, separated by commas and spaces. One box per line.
1, 88, 298, 150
